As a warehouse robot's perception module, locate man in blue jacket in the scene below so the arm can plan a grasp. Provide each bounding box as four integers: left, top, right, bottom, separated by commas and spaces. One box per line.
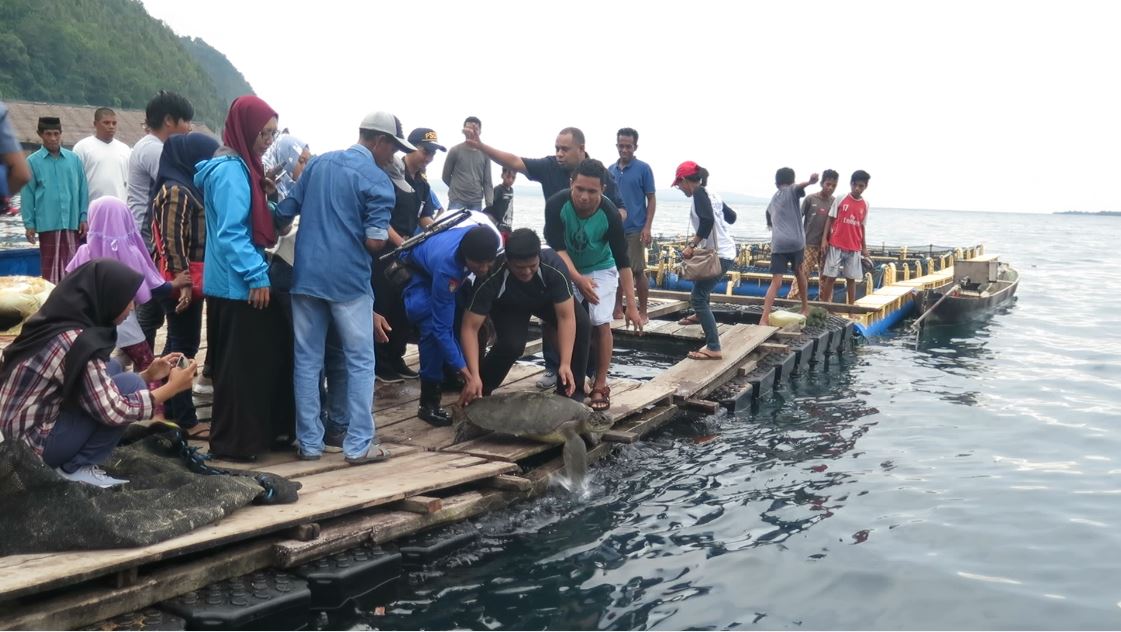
401, 224, 500, 426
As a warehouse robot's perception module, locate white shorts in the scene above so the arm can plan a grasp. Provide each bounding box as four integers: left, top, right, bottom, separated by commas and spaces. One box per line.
574, 267, 619, 326
822, 246, 863, 280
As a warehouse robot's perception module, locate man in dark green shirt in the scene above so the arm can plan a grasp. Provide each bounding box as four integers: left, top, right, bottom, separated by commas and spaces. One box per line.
543, 159, 642, 412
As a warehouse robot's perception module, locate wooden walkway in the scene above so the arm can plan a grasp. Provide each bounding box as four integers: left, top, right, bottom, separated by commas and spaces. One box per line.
0, 298, 780, 629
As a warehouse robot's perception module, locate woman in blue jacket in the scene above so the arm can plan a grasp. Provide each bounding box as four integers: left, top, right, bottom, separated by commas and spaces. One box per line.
194, 95, 294, 461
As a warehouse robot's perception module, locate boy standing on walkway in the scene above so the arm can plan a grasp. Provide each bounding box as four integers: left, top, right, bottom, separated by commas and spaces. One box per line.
760, 167, 818, 326
788, 169, 838, 300
819, 170, 871, 305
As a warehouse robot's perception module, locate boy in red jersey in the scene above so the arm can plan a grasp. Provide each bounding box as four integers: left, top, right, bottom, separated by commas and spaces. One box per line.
819, 170, 871, 304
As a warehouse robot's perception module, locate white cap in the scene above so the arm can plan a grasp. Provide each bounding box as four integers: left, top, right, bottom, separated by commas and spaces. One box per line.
359, 111, 415, 152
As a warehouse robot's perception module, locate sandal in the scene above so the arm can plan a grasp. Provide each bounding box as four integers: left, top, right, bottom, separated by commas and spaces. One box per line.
588, 385, 611, 412
678, 314, 700, 325
687, 349, 722, 361
345, 443, 392, 465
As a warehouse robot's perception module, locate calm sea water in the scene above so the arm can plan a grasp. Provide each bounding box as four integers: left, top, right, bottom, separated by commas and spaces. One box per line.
357, 206, 1121, 630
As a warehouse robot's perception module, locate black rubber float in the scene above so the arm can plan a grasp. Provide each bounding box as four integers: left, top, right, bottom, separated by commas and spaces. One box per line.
397, 523, 479, 566
158, 570, 311, 630
294, 545, 402, 613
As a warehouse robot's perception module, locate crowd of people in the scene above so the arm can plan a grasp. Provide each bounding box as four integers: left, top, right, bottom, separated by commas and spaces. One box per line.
0, 92, 870, 489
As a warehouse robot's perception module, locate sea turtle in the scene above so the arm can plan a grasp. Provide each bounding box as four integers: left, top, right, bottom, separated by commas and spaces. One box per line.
450, 391, 615, 486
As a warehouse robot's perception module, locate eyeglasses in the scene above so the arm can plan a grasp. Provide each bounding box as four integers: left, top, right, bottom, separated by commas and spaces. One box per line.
258, 129, 279, 141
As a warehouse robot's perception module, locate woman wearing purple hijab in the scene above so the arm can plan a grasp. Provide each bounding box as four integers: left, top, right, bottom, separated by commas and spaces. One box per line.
66, 196, 191, 375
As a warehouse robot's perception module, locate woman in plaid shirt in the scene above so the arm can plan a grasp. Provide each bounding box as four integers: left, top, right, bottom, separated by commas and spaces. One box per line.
0, 259, 197, 488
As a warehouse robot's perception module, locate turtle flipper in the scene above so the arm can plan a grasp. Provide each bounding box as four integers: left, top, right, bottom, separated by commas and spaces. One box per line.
562, 422, 588, 488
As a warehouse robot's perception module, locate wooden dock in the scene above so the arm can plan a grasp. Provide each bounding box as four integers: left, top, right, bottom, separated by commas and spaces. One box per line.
0, 300, 787, 629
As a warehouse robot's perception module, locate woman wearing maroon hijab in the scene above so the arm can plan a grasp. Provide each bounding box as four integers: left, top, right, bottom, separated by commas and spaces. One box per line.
194, 96, 295, 461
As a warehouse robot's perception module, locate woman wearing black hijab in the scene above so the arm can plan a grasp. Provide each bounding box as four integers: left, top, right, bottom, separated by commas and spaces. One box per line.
0, 259, 197, 488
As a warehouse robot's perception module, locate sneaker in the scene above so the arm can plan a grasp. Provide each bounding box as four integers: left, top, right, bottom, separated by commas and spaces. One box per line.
296, 446, 321, 461
324, 428, 346, 454
56, 464, 129, 488
345, 443, 391, 465
536, 370, 557, 390
375, 368, 404, 384
393, 361, 420, 380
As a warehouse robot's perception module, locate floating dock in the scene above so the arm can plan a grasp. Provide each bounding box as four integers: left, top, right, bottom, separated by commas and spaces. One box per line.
0, 242, 990, 629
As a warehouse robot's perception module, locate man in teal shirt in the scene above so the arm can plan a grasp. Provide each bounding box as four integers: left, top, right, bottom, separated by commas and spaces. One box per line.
543, 159, 643, 413
21, 116, 88, 283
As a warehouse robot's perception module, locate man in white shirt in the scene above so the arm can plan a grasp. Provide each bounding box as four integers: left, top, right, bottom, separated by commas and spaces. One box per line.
72, 108, 131, 200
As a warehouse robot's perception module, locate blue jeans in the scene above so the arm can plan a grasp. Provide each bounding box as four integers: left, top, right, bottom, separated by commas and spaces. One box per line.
42, 359, 144, 472
691, 258, 734, 352
292, 294, 376, 458
321, 325, 348, 435
448, 199, 482, 211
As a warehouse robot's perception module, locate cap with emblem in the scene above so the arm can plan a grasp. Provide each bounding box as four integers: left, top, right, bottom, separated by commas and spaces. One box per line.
359, 111, 415, 152
407, 128, 446, 153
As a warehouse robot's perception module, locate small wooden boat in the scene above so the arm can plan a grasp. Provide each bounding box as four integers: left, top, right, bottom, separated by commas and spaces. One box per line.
916, 257, 1019, 326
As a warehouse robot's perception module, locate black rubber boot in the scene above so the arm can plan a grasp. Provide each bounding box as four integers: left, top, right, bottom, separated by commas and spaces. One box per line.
418, 380, 451, 427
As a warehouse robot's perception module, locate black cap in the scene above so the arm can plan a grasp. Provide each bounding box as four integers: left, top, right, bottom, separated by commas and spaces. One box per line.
407, 128, 446, 153
37, 116, 61, 132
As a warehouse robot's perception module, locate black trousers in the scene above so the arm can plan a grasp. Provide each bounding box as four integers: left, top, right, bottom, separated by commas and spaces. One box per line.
207, 297, 295, 459
372, 255, 410, 370
135, 300, 165, 351
159, 294, 203, 427
481, 301, 590, 397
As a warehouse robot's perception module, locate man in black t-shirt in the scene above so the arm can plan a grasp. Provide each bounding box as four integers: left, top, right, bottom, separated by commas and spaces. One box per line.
458, 228, 591, 405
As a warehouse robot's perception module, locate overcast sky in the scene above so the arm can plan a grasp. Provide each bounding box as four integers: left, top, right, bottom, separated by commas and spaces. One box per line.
141, 0, 1118, 213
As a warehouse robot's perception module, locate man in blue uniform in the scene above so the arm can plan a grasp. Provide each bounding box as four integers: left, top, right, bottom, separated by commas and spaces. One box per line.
401, 224, 500, 426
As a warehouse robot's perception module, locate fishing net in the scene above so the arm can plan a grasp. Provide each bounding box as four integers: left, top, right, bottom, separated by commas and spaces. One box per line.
0, 427, 301, 555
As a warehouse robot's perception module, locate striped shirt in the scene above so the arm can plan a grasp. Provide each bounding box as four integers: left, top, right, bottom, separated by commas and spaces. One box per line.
153, 183, 207, 273
0, 330, 155, 456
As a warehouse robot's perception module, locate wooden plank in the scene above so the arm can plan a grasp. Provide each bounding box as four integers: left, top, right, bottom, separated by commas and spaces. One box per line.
483, 474, 533, 492
0, 539, 279, 631
393, 495, 443, 514
273, 488, 513, 568
609, 299, 687, 329
607, 404, 679, 442
648, 323, 776, 398
647, 288, 877, 315
0, 452, 515, 601
678, 398, 720, 413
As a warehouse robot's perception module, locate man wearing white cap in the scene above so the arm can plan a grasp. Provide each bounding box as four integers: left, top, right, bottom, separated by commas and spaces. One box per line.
276, 111, 413, 465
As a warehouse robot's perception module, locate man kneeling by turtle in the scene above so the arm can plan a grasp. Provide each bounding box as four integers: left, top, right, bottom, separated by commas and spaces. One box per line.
402, 225, 499, 427
459, 228, 590, 406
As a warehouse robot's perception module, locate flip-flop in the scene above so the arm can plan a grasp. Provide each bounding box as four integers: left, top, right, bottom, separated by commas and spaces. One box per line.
678, 315, 700, 325
687, 349, 722, 361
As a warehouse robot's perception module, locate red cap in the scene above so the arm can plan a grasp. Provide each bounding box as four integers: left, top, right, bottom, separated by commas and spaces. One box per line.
672, 161, 700, 187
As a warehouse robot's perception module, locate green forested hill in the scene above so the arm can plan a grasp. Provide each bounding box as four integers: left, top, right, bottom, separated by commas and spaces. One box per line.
0, 0, 253, 129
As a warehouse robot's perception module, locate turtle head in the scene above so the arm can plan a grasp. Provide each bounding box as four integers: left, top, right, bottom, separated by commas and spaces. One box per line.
584, 410, 614, 434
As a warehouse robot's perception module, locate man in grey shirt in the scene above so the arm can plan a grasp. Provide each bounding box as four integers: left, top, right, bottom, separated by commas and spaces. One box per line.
761, 167, 818, 326
442, 116, 492, 210
126, 90, 194, 346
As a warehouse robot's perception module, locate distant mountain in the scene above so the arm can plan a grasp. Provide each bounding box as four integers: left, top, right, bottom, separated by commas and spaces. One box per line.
0, 0, 252, 130
179, 36, 255, 121
1054, 210, 1120, 216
